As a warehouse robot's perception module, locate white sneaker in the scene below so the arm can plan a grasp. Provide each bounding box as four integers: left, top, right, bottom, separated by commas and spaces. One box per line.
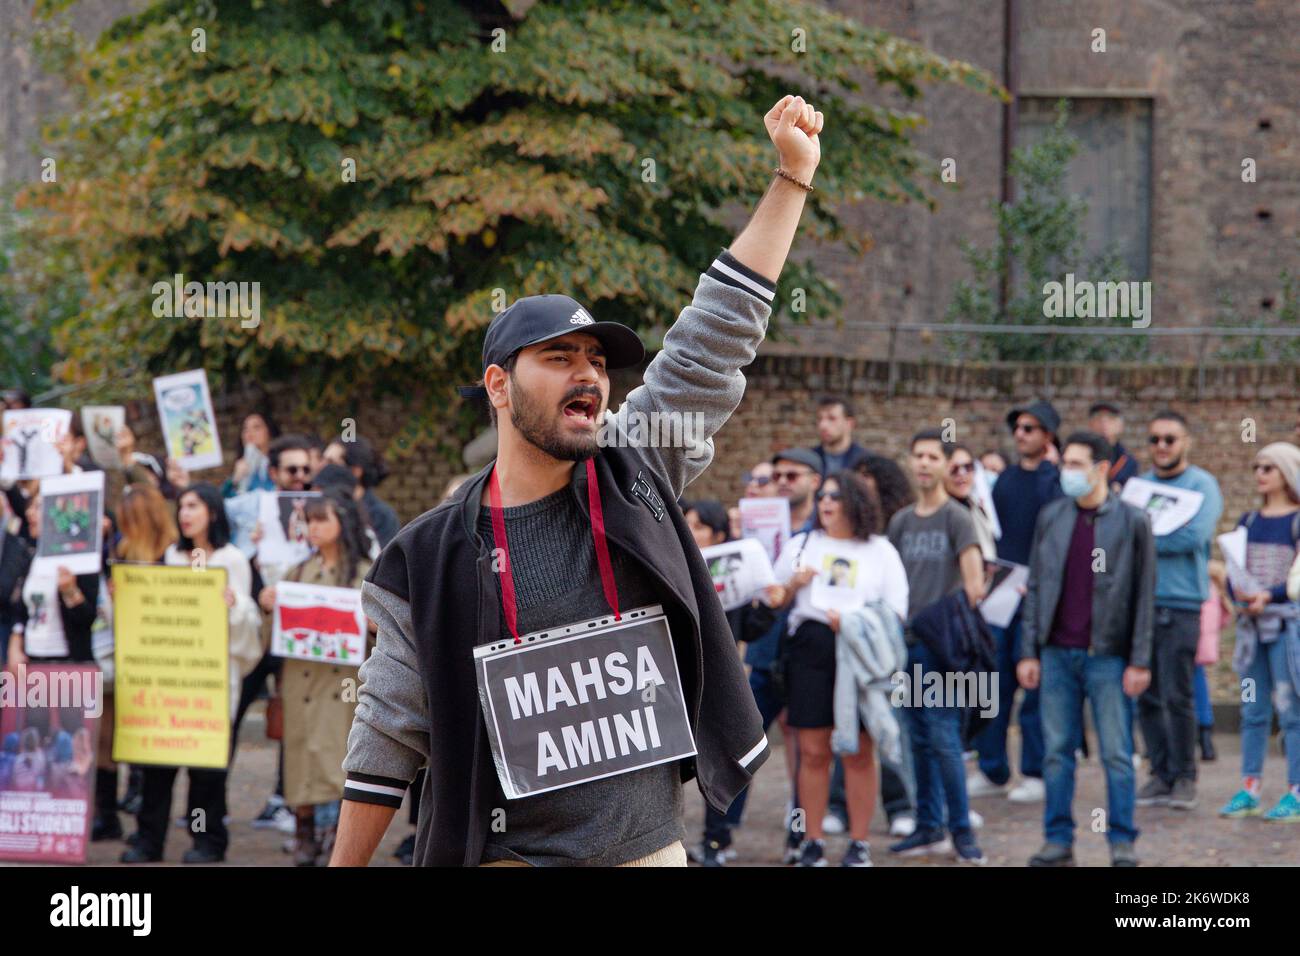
1007, 777, 1046, 803
968, 809, 984, 829
822, 813, 847, 835
271, 806, 297, 834
889, 814, 917, 838
965, 771, 1008, 798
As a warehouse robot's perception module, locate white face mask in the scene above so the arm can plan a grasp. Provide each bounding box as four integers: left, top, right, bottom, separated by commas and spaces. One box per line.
1060, 468, 1094, 499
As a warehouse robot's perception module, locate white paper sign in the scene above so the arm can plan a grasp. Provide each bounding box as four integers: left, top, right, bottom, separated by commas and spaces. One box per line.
1121, 477, 1205, 537
974, 463, 1002, 540
152, 369, 223, 471
256, 491, 320, 569
739, 497, 791, 564
980, 560, 1029, 630
1216, 527, 1263, 597
81, 406, 125, 470
271, 581, 367, 666
701, 538, 776, 612
35, 471, 105, 575
1, 409, 71, 480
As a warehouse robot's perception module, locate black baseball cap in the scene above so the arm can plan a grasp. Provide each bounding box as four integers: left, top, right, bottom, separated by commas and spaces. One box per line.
771, 448, 824, 473
1088, 401, 1122, 417
457, 295, 644, 399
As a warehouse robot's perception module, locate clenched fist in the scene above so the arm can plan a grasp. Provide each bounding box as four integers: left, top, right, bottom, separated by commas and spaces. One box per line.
765, 94, 823, 183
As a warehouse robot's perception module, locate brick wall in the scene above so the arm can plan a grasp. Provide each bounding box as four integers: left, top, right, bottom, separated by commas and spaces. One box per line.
134, 359, 1300, 536
688, 357, 1300, 534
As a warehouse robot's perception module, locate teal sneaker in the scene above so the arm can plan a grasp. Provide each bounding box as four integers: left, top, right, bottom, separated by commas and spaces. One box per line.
1218, 790, 1261, 818
1263, 791, 1300, 823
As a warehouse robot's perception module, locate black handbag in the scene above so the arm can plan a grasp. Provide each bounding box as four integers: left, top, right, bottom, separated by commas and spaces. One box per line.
762, 532, 813, 706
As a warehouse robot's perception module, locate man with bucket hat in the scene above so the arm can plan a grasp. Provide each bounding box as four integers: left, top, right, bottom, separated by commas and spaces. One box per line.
331, 95, 826, 867
969, 398, 1064, 804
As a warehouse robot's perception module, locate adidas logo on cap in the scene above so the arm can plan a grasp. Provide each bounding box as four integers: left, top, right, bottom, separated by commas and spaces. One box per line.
569, 307, 594, 325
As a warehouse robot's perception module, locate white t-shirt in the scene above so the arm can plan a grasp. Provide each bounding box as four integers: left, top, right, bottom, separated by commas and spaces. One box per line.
773, 530, 909, 633
21, 566, 68, 658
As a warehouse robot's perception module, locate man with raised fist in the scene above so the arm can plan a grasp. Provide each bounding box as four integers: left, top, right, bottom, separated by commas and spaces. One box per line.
332, 96, 824, 867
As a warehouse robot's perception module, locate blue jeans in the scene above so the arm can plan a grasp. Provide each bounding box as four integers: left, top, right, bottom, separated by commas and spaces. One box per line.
1193, 665, 1213, 728
1240, 626, 1300, 787
904, 642, 971, 836
975, 616, 1043, 783
703, 667, 786, 846
1040, 646, 1138, 846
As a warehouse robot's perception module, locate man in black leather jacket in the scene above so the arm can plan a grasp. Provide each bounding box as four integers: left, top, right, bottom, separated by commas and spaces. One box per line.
1016, 431, 1155, 868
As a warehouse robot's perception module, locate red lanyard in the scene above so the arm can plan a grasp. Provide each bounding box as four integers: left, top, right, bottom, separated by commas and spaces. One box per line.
488, 458, 621, 644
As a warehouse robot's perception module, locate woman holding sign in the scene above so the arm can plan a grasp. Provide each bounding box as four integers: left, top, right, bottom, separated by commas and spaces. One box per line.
1219, 443, 1300, 823
257, 491, 372, 866
124, 483, 261, 864
766, 472, 909, 867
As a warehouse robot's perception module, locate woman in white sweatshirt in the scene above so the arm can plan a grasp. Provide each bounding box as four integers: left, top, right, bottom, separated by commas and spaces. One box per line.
122, 483, 261, 864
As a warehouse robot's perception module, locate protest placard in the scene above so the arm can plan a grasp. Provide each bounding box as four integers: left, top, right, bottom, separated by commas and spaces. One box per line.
1121, 476, 1205, 537
257, 491, 320, 569
272, 581, 367, 666
111, 564, 230, 769
80, 406, 125, 471
152, 369, 222, 472
0, 664, 102, 864
1, 409, 71, 481
980, 560, 1029, 629
701, 538, 776, 611
35, 471, 105, 576
739, 496, 792, 564
474, 605, 696, 799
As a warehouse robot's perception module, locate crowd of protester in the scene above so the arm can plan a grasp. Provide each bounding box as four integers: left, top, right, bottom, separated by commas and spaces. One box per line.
680, 395, 1300, 867
0, 388, 401, 864
2, 382, 1298, 867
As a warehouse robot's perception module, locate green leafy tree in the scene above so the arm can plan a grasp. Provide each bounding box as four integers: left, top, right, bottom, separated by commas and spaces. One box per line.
945, 100, 1146, 363
0, 192, 68, 397
19, 0, 998, 453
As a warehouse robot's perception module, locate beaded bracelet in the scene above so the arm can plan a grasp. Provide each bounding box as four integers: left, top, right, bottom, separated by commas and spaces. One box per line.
773, 167, 814, 192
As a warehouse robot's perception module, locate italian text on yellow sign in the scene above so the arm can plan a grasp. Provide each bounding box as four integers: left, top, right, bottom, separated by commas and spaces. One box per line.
111, 564, 231, 768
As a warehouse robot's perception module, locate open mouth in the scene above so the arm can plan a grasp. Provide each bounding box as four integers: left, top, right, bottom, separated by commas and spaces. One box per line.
562, 395, 599, 423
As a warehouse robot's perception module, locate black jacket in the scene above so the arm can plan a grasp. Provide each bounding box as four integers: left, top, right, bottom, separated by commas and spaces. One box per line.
911, 592, 996, 677
1020, 493, 1156, 667
813, 441, 870, 477
365, 453, 771, 866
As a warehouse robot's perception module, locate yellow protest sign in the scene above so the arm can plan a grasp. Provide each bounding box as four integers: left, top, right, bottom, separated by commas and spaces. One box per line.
111, 564, 231, 769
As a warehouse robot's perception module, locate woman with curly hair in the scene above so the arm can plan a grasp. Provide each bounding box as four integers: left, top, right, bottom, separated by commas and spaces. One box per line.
855, 453, 915, 525
766, 470, 908, 867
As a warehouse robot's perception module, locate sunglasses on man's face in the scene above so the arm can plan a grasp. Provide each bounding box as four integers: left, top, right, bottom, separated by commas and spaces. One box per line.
949, 462, 976, 476
280, 465, 311, 476
1148, 434, 1180, 447
773, 469, 811, 483
1014, 423, 1041, 434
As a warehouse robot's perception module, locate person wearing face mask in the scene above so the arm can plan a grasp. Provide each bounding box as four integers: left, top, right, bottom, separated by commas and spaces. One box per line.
1015, 432, 1155, 867
1134, 411, 1223, 813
